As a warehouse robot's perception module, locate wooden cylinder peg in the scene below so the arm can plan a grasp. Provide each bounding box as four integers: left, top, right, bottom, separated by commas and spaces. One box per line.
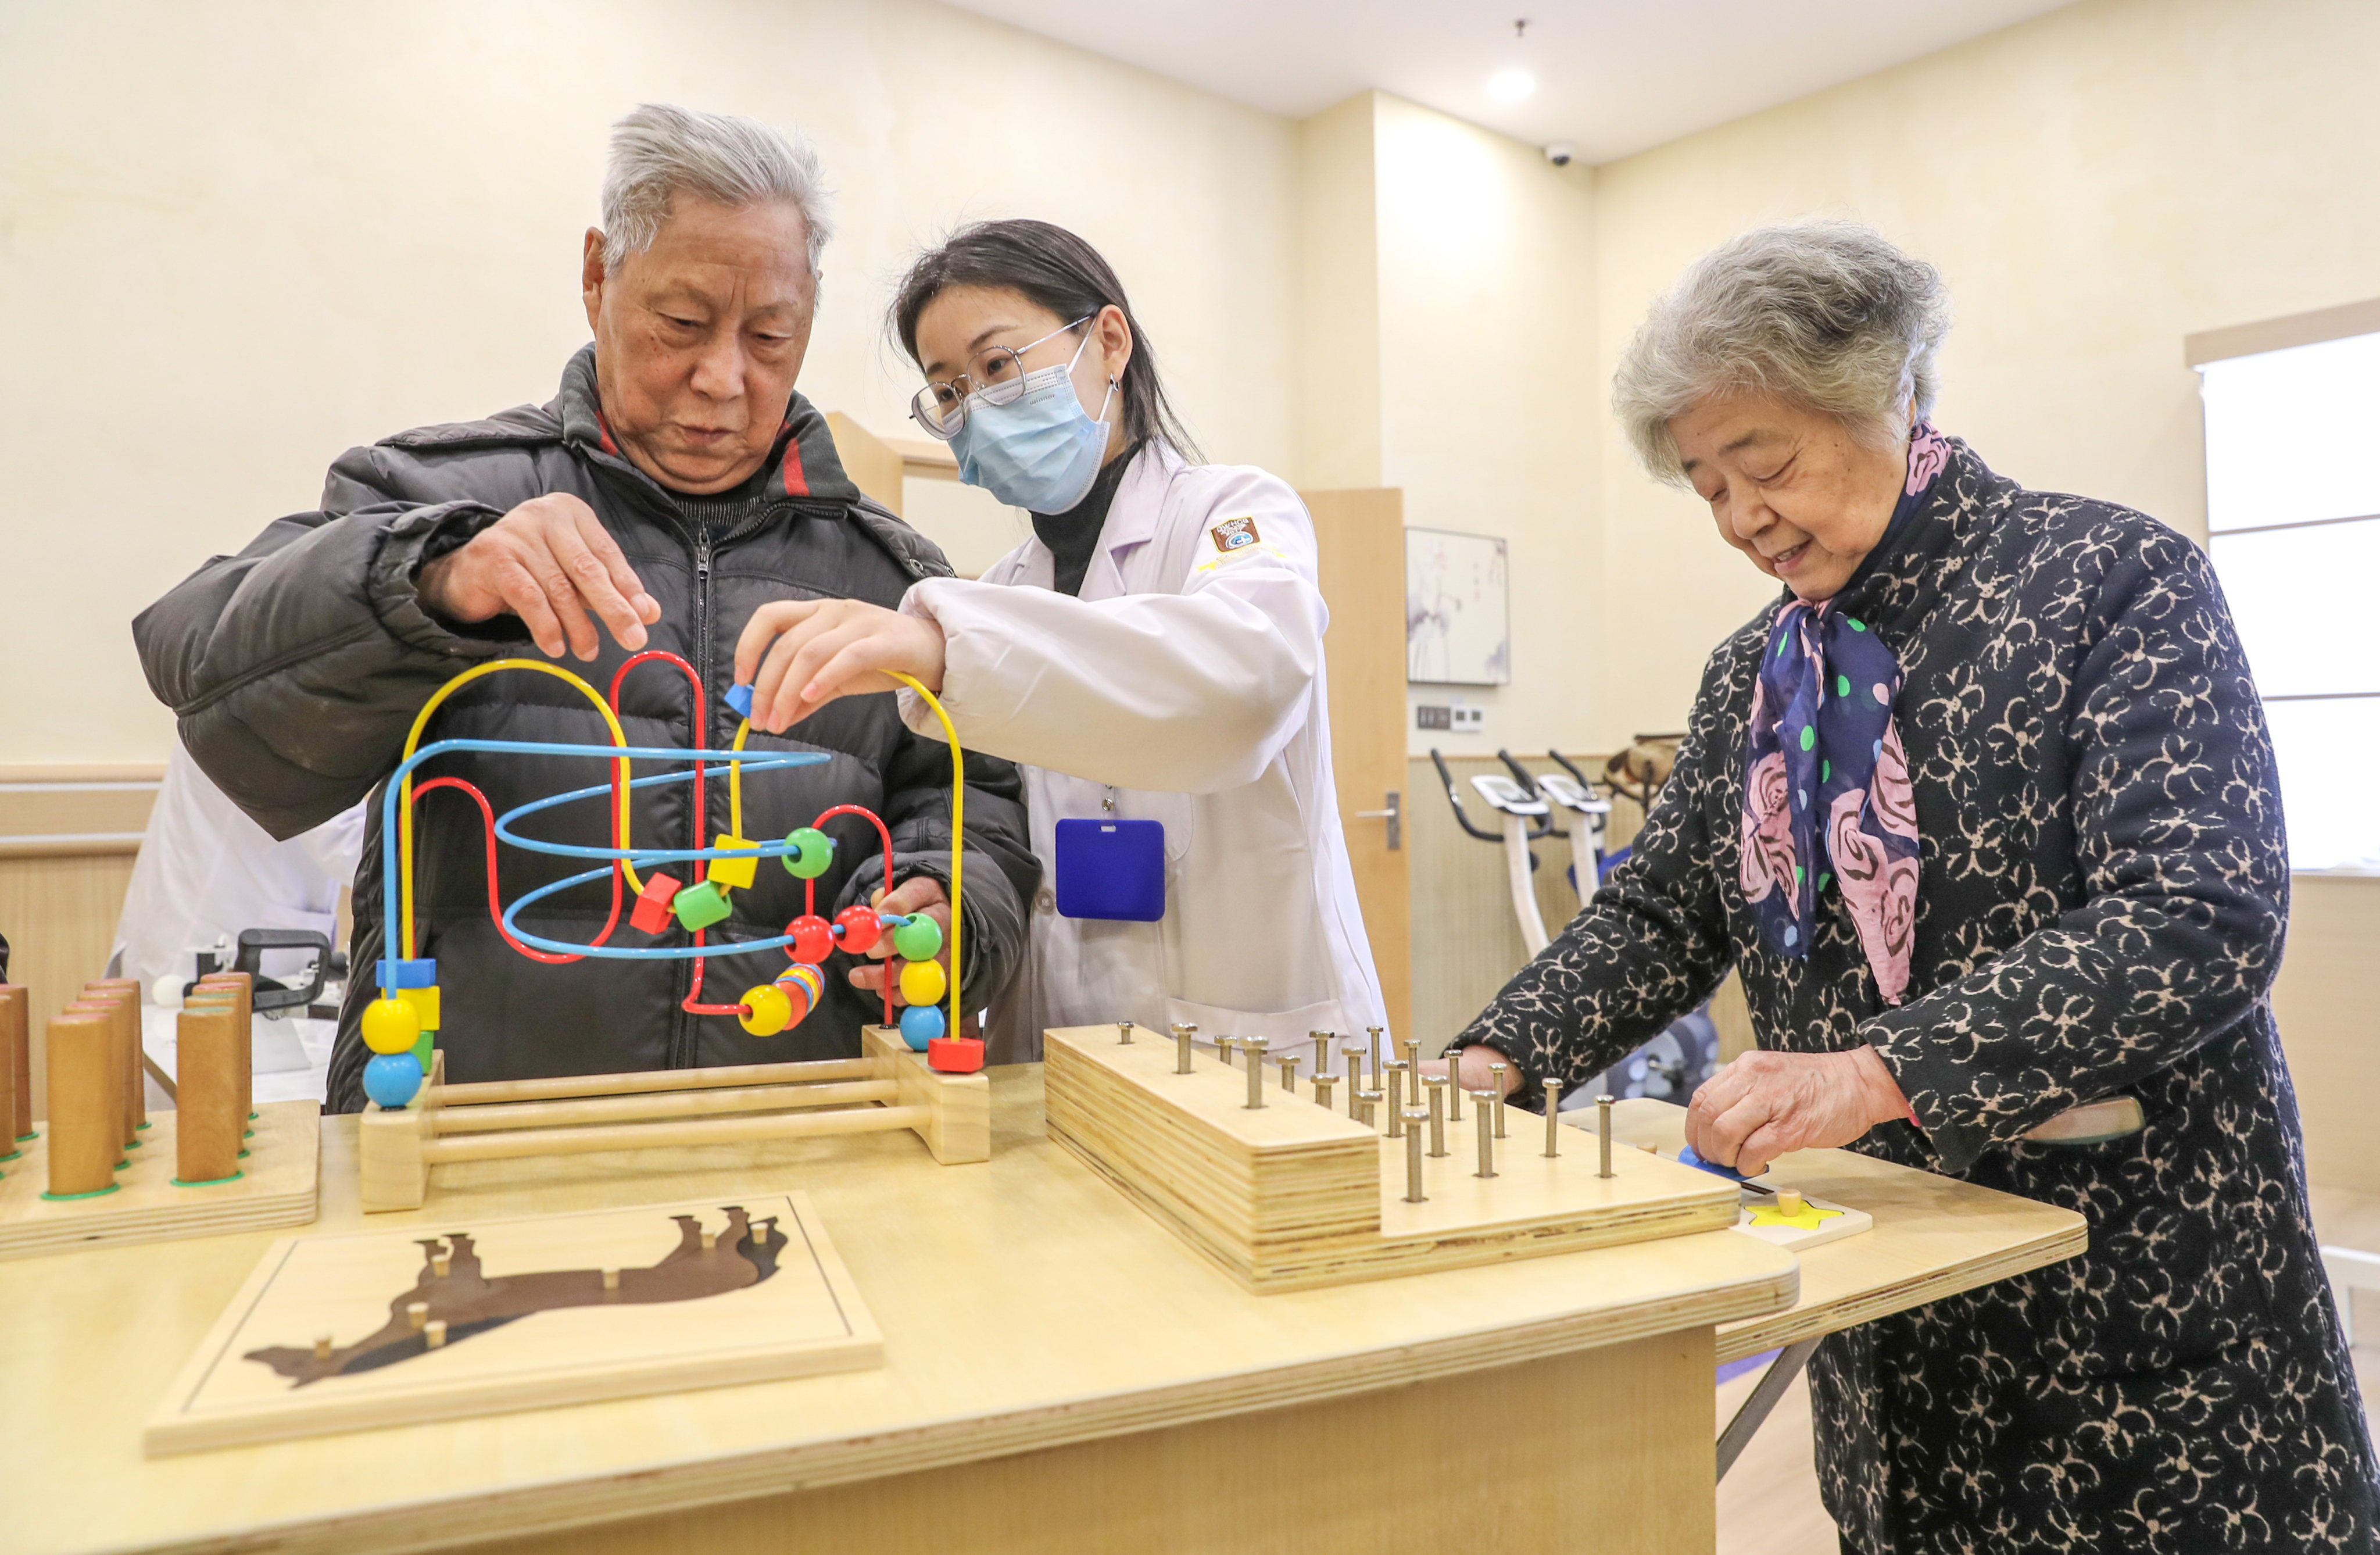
426, 1318, 448, 1349
407, 1302, 428, 1331
90, 976, 147, 1139
1241, 1038, 1270, 1110
174, 1003, 244, 1185
196, 973, 254, 1125
432, 1252, 452, 1278
1472, 1094, 1498, 1179
42, 1013, 118, 1198
1776, 1190, 1806, 1217
61, 998, 130, 1159
0, 984, 30, 1143
1543, 1078, 1564, 1159
1403, 1110, 1429, 1204
602, 1268, 620, 1291
313, 1335, 332, 1360
700, 1225, 718, 1251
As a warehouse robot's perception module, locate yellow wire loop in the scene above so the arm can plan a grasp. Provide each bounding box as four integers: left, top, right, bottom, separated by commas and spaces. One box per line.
886, 671, 964, 1046
398, 659, 640, 958
729, 716, 752, 839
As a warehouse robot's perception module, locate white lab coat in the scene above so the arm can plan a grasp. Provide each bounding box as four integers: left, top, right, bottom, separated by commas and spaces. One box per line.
110, 743, 366, 996
898, 441, 1386, 1063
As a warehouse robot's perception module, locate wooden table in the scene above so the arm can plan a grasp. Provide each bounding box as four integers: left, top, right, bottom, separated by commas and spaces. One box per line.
0, 1070, 2080, 1555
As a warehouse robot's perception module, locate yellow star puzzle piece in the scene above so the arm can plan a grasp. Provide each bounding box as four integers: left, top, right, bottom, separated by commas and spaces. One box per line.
1747, 1189, 1842, 1232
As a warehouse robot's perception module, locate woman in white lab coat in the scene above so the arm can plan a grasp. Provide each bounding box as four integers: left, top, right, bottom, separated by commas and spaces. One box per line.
735, 219, 1384, 1063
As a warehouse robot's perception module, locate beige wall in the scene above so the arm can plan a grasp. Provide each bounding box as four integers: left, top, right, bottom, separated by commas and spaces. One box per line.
1584, 0, 2380, 1191
0, 0, 1298, 764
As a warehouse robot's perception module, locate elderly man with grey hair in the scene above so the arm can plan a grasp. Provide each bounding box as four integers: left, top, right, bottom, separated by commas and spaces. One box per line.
1443, 220, 2375, 1550
135, 105, 1037, 1109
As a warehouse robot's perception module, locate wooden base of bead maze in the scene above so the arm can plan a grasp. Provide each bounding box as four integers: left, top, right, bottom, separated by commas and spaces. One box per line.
1042, 1024, 1742, 1293
359, 1028, 989, 1213
0, 1100, 321, 1263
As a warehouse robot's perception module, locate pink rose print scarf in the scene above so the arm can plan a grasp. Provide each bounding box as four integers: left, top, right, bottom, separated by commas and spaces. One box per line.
1737, 423, 1946, 1005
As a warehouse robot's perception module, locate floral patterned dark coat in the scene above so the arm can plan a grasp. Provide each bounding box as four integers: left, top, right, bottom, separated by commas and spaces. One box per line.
1461, 437, 2378, 1552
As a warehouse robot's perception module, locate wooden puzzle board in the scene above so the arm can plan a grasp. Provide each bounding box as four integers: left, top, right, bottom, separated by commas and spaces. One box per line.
1044, 1025, 1741, 1291
0, 1099, 320, 1263
1730, 1192, 1873, 1252
144, 1191, 881, 1455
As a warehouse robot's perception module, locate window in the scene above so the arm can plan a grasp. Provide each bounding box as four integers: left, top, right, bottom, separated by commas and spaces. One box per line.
2197, 327, 2380, 872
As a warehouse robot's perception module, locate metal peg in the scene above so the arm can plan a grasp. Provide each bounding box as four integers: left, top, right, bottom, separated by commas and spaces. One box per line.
1490, 1064, 1508, 1138
1344, 1046, 1365, 1118
1312, 1073, 1337, 1110
1423, 1075, 1449, 1157
1402, 1110, 1430, 1203
1472, 1094, 1498, 1178
1543, 1077, 1564, 1158
1118, 1021, 1134, 1045
1279, 1054, 1301, 1095
1173, 1023, 1197, 1074
1400, 1037, 1420, 1074
1356, 1088, 1383, 1130
1242, 1037, 1270, 1110
1597, 1093, 1616, 1179
1368, 1026, 1384, 1082
1443, 1053, 1463, 1122
1311, 1031, 1333, 1079
1216, 1035, 1237, 1070
1383, 1059, 1409, 1138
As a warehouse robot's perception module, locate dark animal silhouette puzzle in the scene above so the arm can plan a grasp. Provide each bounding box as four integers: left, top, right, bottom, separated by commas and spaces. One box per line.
245, 1205, 787, 1385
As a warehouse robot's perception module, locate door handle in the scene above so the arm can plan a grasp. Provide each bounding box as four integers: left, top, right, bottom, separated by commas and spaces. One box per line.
1353, 791, 1402, 851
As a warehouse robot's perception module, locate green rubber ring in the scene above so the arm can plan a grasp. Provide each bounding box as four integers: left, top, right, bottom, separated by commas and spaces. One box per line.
137, 1120, 152, 1130
249, 1111, 259, 1121
41, 1183, 121, 1202
126, 1138, 144, 1149
113, 1158, 129, 1169
169, 1170, 245, 1188
243, 1129, 255, 1139
16, 1131, 38, 1142
0, 1149, 20, 1164
237, 1149, 250, 1159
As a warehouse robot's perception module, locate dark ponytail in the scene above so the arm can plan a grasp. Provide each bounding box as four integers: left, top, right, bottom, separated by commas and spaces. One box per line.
890, 219, 1203, 462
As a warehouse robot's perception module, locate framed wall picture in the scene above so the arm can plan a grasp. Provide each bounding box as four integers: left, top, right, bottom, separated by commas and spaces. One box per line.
1405, 528, 1511, 686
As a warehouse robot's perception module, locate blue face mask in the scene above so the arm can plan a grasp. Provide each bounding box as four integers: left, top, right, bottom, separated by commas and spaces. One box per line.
950, 337, 1117, 514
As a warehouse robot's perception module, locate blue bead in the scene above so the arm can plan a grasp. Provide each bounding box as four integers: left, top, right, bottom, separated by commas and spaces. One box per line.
362, 1052, 425, 1108
725, 683, 756, 719
898, 1003, 946, 1050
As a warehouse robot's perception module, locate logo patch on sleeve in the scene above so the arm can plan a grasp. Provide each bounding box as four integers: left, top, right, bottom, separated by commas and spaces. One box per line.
1210, 516, 1261, 552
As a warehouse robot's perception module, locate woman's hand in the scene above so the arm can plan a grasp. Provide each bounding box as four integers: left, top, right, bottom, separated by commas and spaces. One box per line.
843, 877, 953, 1007
734, 599, 948, 732
1418, 1045, 1525, 1097
1684, 1046, 1911, 1177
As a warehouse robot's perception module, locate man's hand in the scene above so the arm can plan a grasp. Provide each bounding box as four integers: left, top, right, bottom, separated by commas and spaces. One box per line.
1418, 1045, 1525, 1097
1684, 1046, 1910, 1177
735, 599, 947, 733
417, 493, 661, 662
843, 876, 953, 1007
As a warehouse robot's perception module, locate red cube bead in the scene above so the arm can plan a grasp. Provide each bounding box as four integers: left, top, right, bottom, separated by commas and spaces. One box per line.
631, 872, 683, 935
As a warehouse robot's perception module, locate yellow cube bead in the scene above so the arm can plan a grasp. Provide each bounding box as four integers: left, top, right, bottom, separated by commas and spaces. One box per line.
706, 834, 758, 891
395, 984, 441, 1033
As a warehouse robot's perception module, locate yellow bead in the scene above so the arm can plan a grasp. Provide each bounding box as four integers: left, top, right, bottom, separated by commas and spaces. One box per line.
361, 996, 422, 1055
706, 834, 758, 891
395, 984, 441, 1032
739, 982, 793, 1036
899, 958, 947, 1008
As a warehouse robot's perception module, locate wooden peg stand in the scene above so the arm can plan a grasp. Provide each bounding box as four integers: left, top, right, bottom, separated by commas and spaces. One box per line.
1043, 1024, 1741, 1292
360, 1027, 989, 1212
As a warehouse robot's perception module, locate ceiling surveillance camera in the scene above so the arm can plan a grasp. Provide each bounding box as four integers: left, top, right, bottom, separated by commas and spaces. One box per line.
1544, 142, 1576, 167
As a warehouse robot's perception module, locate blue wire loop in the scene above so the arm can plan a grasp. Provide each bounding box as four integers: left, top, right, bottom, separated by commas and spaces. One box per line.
378, 737, 835, 968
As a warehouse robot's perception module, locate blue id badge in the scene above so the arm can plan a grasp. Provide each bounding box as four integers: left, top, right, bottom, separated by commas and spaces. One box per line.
1053, 818, 1166, 921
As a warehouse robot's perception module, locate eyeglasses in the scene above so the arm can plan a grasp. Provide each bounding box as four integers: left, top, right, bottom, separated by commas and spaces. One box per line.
908, 317, 1092, 441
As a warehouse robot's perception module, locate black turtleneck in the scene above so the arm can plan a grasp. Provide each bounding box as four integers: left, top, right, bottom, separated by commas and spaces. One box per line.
1031, 443, 1141, 597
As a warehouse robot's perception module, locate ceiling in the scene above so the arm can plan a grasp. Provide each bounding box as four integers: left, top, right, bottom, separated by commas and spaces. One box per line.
940, 0, 2077, 164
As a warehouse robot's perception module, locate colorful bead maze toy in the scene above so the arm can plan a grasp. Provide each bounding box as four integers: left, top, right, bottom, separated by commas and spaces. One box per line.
356, 656, 987, 1213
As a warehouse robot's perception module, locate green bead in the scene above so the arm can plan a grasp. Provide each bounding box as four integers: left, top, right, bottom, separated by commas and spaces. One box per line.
781, 827, 836, 879
892, 914, 944, 961
673, 881, 733, 931
1798, 726, 1815, 752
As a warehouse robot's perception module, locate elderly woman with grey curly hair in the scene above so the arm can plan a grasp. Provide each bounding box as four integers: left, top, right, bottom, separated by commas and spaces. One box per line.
1441, 221, 2377, 1552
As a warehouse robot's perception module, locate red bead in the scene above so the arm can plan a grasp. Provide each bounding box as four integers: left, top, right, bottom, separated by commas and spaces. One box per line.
786, 915, 835, 963
834, 905, 883, 955
631, 873, 683, 935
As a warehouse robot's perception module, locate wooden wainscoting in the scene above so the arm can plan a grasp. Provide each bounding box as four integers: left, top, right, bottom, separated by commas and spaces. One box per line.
0, 764, 161, 1120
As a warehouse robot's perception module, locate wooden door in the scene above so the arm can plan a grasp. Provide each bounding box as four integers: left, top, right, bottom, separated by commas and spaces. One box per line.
1304, 489, 1412, 1048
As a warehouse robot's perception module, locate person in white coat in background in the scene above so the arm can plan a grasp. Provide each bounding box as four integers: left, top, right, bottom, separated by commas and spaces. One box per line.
736, 219, 1384, 1064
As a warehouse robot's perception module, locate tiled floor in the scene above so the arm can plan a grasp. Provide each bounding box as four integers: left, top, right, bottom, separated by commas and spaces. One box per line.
1715, 1184, 2380, 1554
